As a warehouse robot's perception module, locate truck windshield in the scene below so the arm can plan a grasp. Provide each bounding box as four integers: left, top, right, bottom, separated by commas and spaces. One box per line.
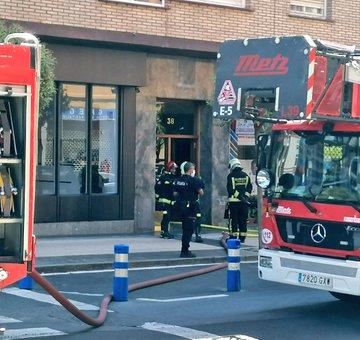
271, 130, 360, 204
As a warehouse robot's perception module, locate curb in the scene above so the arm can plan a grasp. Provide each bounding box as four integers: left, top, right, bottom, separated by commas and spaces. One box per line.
36, 252, 258, 274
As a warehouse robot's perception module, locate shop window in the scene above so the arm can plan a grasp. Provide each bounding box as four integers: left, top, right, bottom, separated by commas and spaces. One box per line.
59, 84, 87, 195
37, 98, 56, 195
184, 0, 246, 9
91, 86, 118, 194
290, 0, 327, 19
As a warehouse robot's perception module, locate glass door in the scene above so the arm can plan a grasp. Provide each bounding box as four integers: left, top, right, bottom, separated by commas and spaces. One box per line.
171, 138, 198, 170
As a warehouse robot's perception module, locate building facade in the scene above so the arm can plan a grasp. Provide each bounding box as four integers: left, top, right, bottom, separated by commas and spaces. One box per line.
0, 0, 359, 235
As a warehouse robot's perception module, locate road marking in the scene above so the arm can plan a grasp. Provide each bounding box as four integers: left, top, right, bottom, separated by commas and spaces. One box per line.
3, 288, 100, 311
2, 327, 66, 339
198, 335, 258, 340
141, 322, 217, 339
137, 294, 228, 303
41, 269, 114, 276
59, 290, 103, 297
0, 316, 21, 324
40, 261, 257, 277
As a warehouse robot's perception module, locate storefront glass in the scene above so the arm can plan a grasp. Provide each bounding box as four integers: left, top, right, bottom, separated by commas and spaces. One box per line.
59, 84, 87, 195
91, 86, 118, 194
37, 98, 56, 195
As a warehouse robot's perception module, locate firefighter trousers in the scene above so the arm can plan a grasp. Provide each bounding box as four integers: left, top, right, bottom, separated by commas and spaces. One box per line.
229, 202, 248, 242
193, 201, 202, 237
179, 203, 196, 252
161, 204, 172, 233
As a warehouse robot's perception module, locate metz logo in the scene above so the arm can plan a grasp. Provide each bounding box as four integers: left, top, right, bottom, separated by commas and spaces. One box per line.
234, 54, 289, 77
276, 206, 292, 215
344, 216, 360, 224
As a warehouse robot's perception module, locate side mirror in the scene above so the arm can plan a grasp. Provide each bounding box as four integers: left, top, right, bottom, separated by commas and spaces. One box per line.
256, 169, 274, 189
279, 173, 295, 190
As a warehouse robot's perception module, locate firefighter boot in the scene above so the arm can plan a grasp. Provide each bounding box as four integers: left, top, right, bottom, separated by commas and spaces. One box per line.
180, 250, 196, 258
195, 235, 203, 243
160, 230, 174, 239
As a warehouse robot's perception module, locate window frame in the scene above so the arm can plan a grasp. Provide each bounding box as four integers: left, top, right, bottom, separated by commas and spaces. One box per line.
36, 81, 121, 197
105, 0, 166, 8
90, 85, 120, 196
58, 82, 89, 196
183, 0, 246, 9
290, 0, 327, 19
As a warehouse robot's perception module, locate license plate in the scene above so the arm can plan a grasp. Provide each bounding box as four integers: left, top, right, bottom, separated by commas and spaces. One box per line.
298, 272, 332, 288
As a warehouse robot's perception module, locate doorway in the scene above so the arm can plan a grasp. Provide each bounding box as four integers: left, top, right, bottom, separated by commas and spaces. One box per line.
156, 100, 199, 177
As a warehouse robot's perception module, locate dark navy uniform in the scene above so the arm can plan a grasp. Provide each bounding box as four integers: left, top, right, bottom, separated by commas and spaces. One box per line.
155, 171, 177, 237
227, 167, 252, 242
194, 177, 205, 241
174, 174, 203, 253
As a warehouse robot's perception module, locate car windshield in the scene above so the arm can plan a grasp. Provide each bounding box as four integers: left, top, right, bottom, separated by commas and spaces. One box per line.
270, 130, 360, 204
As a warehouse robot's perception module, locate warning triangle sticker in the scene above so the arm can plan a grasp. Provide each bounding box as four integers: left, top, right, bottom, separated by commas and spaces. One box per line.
217, 80, 236, 105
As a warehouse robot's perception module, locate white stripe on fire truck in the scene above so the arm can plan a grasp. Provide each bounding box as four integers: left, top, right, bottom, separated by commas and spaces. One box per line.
306, 48, 316, 116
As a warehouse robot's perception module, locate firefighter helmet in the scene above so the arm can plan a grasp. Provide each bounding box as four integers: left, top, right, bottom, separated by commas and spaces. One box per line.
180, 161, 195, 175
166, 161, 178, 172
229, 158, 242, 171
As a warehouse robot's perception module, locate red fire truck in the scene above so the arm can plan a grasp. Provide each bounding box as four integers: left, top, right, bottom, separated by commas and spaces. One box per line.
213, 36, 360, 301
0, 33, 40, 289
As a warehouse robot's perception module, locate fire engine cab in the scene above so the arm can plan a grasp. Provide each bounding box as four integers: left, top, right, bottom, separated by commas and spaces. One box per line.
0, 33, 40, 289
213, 36, 360, 301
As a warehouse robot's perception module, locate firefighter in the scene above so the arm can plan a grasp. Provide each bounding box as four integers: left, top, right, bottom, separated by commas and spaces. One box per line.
155, 161, 178, 239
227, 158, 252, 243
174, 162, 204, 258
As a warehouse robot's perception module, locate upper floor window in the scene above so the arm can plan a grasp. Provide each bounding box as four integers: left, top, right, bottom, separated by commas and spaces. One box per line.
290, 0, 327, 19
184, 0, 246, 9
107, 0, 165, 7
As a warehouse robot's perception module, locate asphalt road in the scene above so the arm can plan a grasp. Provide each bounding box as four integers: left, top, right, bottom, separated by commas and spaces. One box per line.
1, 263, 360, 339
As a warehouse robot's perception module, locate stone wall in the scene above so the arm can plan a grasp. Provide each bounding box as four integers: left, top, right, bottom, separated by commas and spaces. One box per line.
134, 54, 216, 230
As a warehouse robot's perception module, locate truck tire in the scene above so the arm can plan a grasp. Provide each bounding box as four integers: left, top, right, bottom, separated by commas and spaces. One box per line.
330, 291, 360, 303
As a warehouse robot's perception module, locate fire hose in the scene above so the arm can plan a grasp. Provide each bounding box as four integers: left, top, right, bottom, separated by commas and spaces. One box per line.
29, 262, 227, 327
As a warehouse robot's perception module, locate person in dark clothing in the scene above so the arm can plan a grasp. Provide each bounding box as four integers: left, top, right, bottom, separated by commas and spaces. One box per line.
227, 158, 252, 243
155, 161, 178, 239
174, 161, 204, 258
193, 176, 205, 243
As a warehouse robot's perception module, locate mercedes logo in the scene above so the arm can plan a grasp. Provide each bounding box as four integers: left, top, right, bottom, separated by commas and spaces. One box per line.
311, 223, 326, 243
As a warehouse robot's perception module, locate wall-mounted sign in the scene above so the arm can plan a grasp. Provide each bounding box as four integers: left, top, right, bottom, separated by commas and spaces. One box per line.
236, 119, 255, 145
61, 107, 116, 121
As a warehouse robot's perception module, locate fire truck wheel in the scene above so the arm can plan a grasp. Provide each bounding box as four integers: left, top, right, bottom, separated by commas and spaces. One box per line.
330, 291, 360, 303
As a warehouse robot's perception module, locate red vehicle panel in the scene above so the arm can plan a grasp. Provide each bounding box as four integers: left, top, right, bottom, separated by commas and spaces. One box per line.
0, 37, 39, 289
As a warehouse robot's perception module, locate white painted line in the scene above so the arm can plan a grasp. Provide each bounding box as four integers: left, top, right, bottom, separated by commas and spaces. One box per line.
41, 269, 114, 276
3, 288, 100, 311
40, 261, 257, 277
0, 316, 21, 324
141, 322, 217, 339
59, 290, 103, 297
2, 327, 66, 339
137, 294, 228, 303
40, 263, 219, 276
198, 335, 258, 340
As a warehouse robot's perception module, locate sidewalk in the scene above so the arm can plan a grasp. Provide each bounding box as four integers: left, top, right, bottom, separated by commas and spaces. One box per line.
36, 231, 259, 273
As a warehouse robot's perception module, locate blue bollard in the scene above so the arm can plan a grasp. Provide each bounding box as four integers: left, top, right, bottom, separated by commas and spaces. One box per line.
227, 239, 241, 292
18, 275, 33, 290
113, 244, 129, 302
